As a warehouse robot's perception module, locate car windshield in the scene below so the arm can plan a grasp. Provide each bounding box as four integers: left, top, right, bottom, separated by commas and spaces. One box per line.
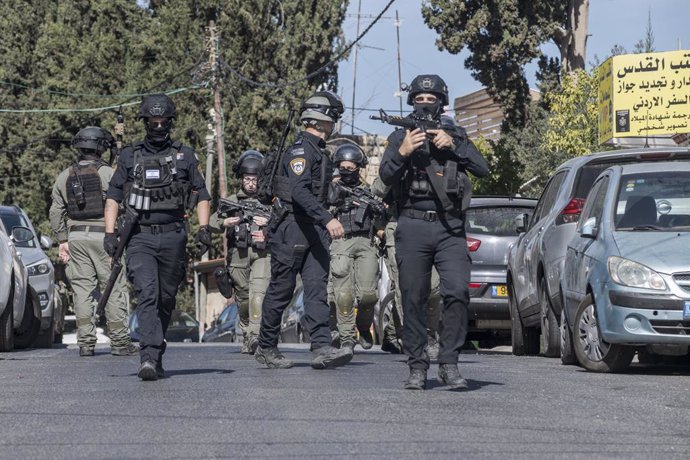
615, 171, 690, 231
466, 206, 535, 236
0, 213, 36, 248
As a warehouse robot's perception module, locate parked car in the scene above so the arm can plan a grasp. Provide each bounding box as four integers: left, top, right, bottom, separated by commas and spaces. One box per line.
465, 196, 537, 346
129, 309, 199, 343
202, 303, 238, 343
561, 162, 690, 372
0, 205, 62, 348
507, 147, 690, 357
0, 224, 41, 351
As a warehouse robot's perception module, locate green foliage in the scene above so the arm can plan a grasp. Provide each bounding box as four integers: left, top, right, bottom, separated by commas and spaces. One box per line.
422, 0, 569, 128
542, 70, 599, 158
472, 135, 523, 196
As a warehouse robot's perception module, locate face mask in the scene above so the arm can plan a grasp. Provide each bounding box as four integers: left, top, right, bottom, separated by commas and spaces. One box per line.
145, 120, 172, 145
413, 101, 442, 120
339, 168, 360, 186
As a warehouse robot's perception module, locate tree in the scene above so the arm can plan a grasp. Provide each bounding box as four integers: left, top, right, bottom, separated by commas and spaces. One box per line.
633, 9, 655, 54
422, 0, 589, 128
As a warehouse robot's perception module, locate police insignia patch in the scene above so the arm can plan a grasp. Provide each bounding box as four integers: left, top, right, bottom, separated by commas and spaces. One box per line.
289, 158, 306, 175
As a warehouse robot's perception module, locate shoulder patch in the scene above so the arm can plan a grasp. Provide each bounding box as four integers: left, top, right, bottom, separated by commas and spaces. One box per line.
289, 158, 306, 175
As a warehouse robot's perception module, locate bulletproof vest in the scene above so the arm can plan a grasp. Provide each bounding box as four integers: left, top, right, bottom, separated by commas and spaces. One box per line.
335, 199, 373, 235
273, 135, 329, 205
65, 161, 106, 220
126, 142, 191, 211
230, 197, 266, 251
403, 154, 471, 211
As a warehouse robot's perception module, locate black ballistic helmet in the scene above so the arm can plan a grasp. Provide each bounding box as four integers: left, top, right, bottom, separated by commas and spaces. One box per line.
72, 126, 114, 153
406, 74, 449, 106
232, 150, 264, 178
138, 93, 177, 119
333, 143, 368, 167
300, 90, 345, 123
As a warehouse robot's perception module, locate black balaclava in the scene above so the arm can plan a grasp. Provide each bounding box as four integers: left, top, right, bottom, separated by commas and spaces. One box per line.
144, 119, 173, 147
413, 100, 443, 121
339, 167, 361, 186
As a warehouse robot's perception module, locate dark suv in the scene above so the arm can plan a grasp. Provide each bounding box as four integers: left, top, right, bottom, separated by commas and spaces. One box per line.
507, 147, 690, 357
465, 196, 536, 346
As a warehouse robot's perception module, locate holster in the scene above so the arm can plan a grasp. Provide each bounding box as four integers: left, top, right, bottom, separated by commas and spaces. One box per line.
214, 267, 234, 299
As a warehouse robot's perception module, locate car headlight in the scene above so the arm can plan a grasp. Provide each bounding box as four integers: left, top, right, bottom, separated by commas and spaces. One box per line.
608, 256, 666, 290
27, 260, 51, 277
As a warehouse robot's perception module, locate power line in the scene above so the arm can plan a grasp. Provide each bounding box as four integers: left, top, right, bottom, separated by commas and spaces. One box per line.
0, 85, 202, 113
0, 79, 202, 99
219, 0, 396, 89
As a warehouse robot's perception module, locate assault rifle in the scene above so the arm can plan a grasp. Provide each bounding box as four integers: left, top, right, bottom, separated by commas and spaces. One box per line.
370, 109, 443, 153
335, 184, 387, 225
217, 199, 272, 250
95, 207, 138, 317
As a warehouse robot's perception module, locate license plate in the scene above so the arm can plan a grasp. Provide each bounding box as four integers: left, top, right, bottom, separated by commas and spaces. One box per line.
492, 285, 508, 298
684, 301, 690, 320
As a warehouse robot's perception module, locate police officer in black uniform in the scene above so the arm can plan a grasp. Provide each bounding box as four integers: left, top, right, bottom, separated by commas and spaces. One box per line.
104, 94, 211, 381
255, 91, 354, 370
379, 75, 489, 390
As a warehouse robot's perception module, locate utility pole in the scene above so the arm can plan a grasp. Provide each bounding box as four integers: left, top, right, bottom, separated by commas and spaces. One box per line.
395, 10, 403, 116
350, 0, 363, 135
208, 20, 227, 200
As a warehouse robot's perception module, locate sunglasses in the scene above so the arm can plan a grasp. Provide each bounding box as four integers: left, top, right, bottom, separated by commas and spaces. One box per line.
146, 119, 172, 129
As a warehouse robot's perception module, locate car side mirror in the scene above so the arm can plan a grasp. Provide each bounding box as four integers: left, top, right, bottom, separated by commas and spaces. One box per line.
580, 217, 598, 239
11, 226, 34, 243
515, 213, 529, 234
40, 235, 53, 250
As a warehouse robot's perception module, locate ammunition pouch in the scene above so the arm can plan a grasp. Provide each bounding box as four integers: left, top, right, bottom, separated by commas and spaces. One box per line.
66, 162, 106, 220
214, 267, 234, 299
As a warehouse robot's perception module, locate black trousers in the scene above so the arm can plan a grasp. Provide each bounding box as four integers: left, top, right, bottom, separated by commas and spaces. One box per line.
126, 228, 186, 364
259, 217, 331, 350
395, 214, 471, 370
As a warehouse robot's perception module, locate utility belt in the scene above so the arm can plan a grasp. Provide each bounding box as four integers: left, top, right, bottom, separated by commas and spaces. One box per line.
400, 208, 463, 222
134, 221, 184, 234
342, 230, 370, 239
69, 225, 105, 233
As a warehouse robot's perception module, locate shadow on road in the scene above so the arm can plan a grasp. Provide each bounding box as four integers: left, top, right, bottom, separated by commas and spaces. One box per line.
427, 378, 504, 392
113, 368, 234, 378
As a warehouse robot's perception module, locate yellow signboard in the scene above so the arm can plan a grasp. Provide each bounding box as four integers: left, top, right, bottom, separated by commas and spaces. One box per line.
598, 50, 690, 145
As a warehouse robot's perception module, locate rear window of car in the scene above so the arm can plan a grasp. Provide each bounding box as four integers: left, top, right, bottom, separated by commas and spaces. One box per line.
466, 206, 535, 236
0, 212, 36, 248
572, 164, 611, 199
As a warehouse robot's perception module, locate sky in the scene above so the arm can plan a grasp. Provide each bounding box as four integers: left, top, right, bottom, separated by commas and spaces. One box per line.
336, 0, 690, 136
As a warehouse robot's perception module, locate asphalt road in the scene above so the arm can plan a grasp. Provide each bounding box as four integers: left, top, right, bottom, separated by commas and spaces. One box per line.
1, 343, 689, 460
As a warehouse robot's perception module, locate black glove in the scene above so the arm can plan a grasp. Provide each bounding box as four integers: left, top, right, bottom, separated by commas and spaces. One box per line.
103, 232, 119, 257
195, 225, 212, 256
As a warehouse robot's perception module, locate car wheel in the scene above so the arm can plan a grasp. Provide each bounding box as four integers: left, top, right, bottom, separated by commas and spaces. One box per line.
0, 281, 15, 352
573, 294, 634, 373
14, 287, 41, 349
33, 312, 55, 349
53, 289, 65, 344
560, 308, 577, 365
376, 291, 397, 342
509, 283, 539, 356
539, 280, 560, 357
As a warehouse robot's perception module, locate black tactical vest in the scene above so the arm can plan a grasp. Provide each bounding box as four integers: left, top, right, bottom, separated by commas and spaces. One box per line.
126, 143, 191, 211
273, 136, 329, 206
403, 155, 472, 211
65, 161, 106, 220
335, 202, 373, 235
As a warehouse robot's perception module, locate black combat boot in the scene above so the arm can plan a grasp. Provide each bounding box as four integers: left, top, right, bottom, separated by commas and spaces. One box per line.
79, 346, 95, 357
437, 363, 468, 390
311, 345, 353, 369
255, 346, 294, 369
357, 328, 374, 350
246, 335, 259, 355
425, 333, 439, 361
404, 368, 427, 390
138, 361, 158, 381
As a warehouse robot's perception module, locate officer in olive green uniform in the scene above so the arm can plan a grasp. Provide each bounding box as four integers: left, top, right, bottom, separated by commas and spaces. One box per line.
327, 144, 383, 352
210, 150, 271, 355
371, 176, 442, 357
49, 126, 136, 357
